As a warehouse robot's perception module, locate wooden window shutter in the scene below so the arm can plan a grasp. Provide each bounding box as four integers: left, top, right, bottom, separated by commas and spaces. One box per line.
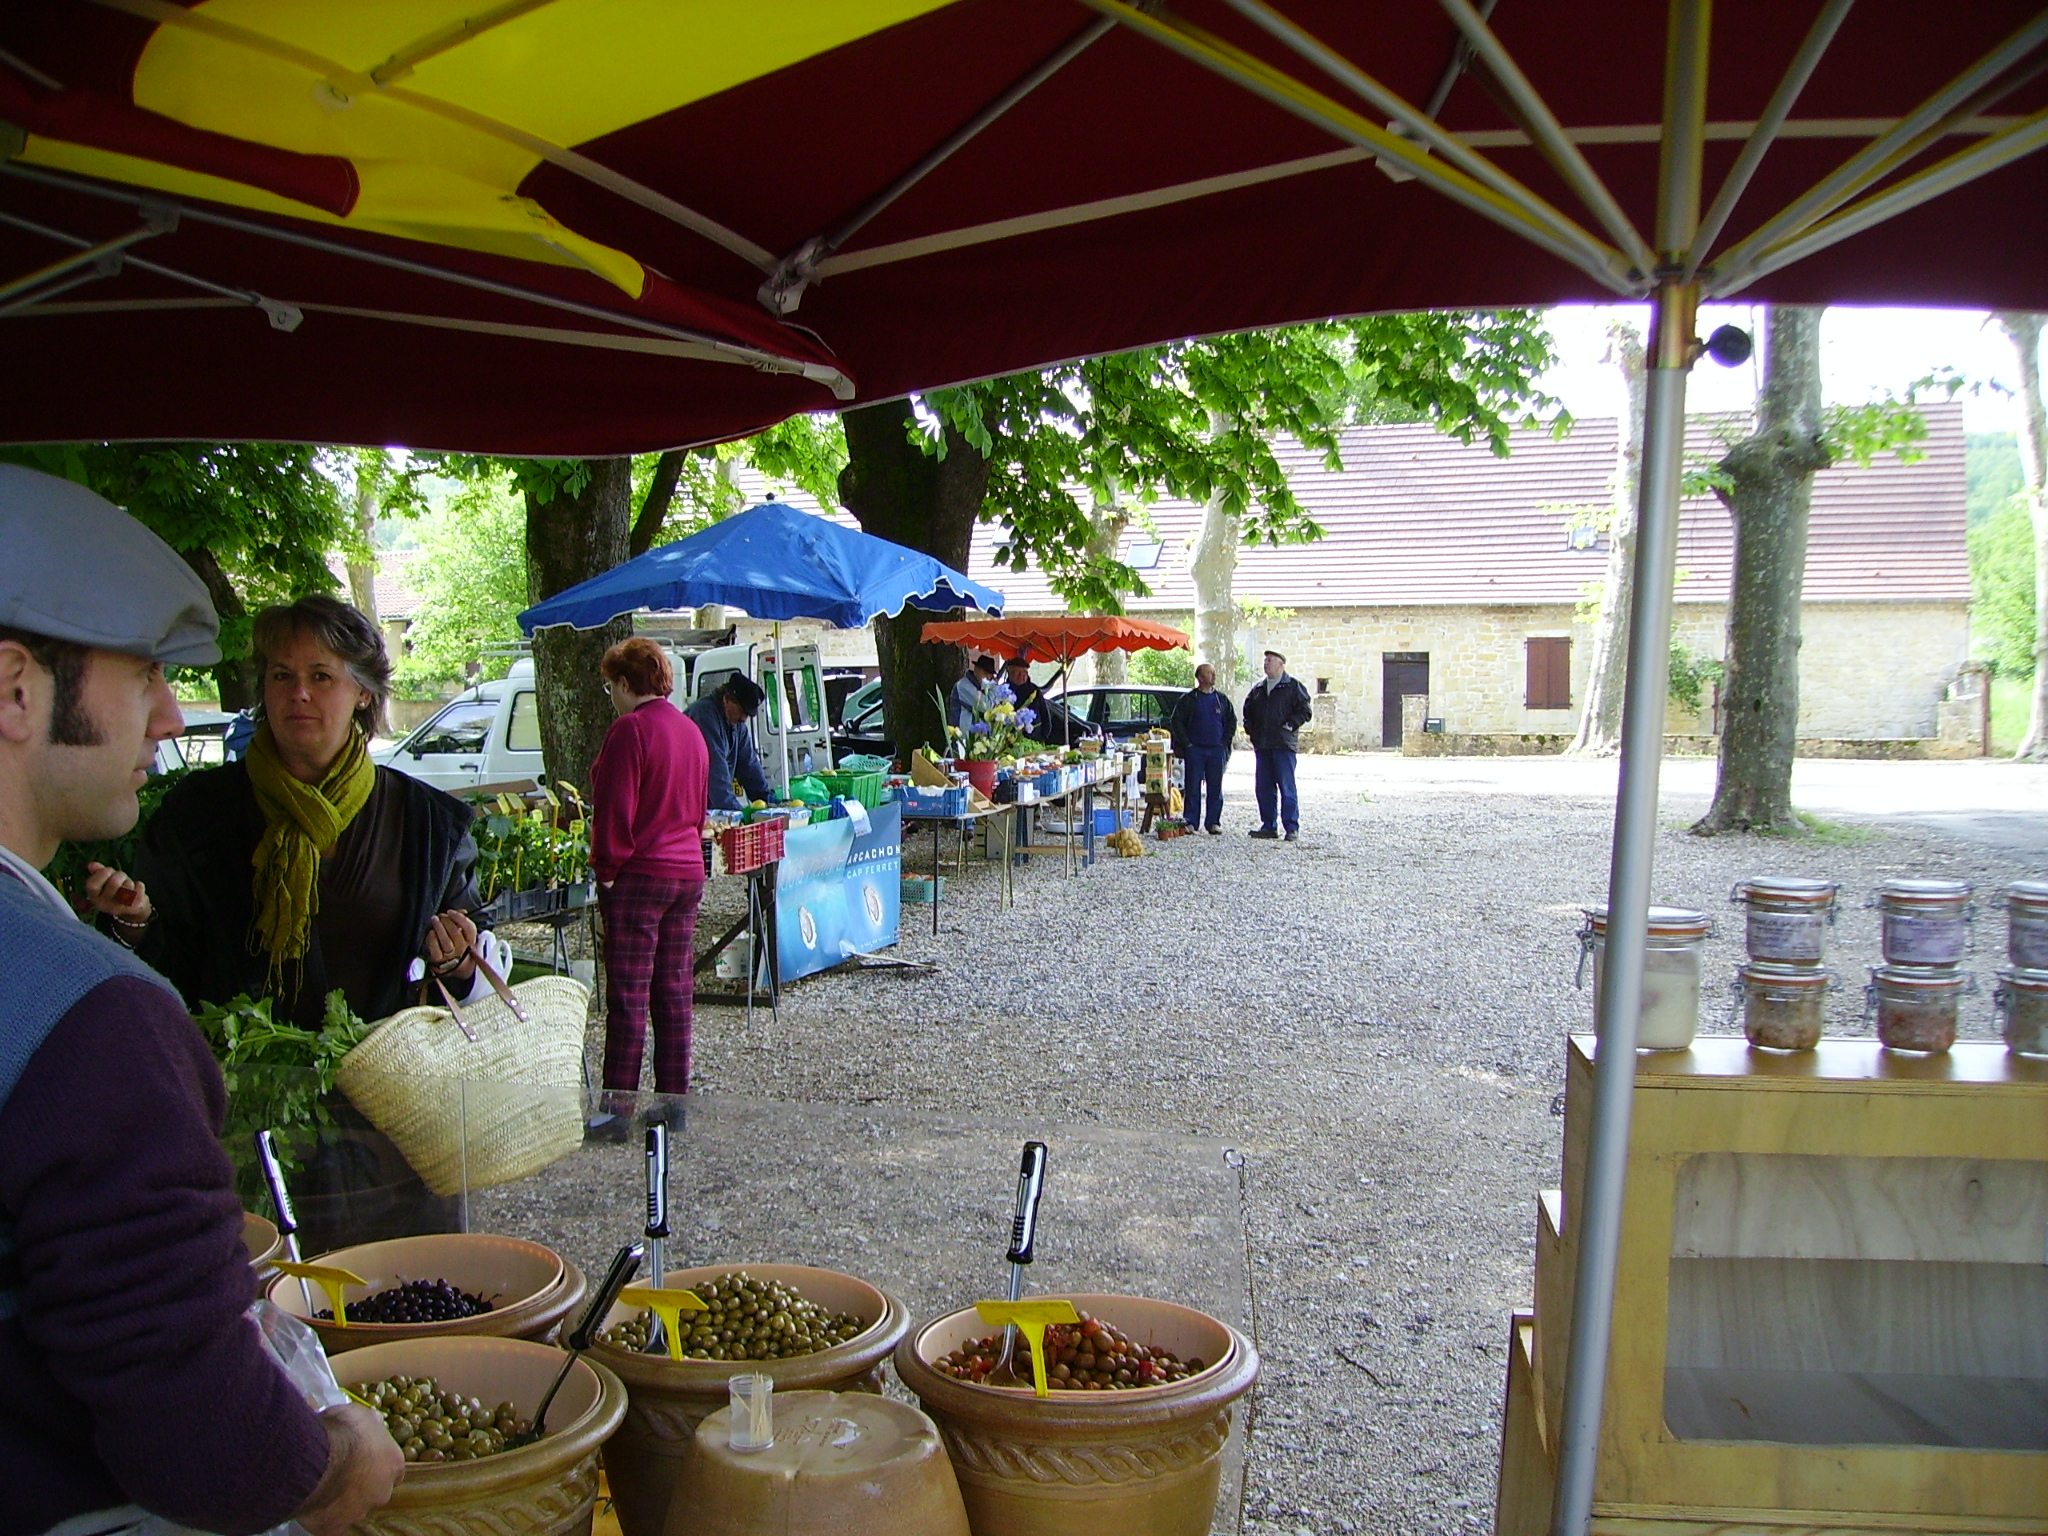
1526, 637, 1571, 709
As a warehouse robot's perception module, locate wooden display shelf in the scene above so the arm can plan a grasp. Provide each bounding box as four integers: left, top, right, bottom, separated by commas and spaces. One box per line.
1497, 1036, 2048, 1536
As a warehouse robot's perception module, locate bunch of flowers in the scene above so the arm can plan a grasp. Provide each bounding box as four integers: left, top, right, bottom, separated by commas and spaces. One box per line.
939, 680, 1038, 761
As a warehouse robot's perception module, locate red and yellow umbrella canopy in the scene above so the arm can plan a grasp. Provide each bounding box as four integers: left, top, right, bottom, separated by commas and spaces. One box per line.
2, 2, 2045, 451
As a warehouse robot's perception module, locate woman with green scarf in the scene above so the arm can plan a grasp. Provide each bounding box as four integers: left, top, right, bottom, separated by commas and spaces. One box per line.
108, 596, 491, 1030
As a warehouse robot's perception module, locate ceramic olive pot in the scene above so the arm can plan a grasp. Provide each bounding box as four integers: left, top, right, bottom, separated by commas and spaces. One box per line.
666, 1389, 970, 1536
585, 1263, 910, 1536
242, 1213, 281, 1276
267, 1232, 585, 1353
894, 1295, 1259, 1536
329, 1335, 627, 1536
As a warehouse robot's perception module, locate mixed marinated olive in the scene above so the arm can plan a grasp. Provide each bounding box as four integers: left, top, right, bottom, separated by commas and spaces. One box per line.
356, 1373, 533, 1462
598, 1270, 867, 1361
934, 1312, 1206, 1390
318, 1278, 495, 1325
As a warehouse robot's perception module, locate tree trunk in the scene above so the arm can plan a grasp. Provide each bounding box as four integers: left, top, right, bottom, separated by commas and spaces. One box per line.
1997, 312, 2048, 760
1189, 411, 1241, 684
346, 469, 381, 628
1081, 488, 1130, 685
525, 458, 634, 797
838, 399, 991, 762
1693, 307, 1831, 835
628, 448, 689, 558
1567, 321, 1646, 756
181, 545, 254, 711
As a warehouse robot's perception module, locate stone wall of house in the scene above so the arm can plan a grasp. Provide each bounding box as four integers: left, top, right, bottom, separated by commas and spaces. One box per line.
1136, 600, 1968, 751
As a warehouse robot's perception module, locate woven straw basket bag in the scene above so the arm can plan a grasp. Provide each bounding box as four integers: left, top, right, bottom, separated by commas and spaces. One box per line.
337, 975, 590, 1198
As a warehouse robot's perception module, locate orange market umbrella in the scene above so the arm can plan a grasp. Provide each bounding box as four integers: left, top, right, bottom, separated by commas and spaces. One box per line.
923, 614, 1191, 753
920, 616, 1190, 666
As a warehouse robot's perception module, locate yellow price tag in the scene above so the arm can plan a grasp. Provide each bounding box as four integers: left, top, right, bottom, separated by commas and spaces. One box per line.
272, 1261, 371, 1328
618, 1284, 710, 1362
974, 1298, 1080, 1398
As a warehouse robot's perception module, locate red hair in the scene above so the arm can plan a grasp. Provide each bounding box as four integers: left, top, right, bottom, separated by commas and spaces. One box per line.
601, 636, 673, 697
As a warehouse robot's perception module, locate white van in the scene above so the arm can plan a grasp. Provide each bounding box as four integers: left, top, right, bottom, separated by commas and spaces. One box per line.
375, 642, 832, 794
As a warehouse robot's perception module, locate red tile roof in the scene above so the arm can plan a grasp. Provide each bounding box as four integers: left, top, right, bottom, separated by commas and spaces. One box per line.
965, 401, 1968, 611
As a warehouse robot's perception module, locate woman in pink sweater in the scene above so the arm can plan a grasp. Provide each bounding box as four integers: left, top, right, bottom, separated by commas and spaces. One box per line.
589, 638, 709, 1095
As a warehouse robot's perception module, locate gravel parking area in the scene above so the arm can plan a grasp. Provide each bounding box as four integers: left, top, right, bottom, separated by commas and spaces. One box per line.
563, 755, 2044, 1536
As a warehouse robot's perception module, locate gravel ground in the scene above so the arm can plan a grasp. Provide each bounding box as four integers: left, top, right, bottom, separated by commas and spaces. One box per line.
516, 755, 2043, 1536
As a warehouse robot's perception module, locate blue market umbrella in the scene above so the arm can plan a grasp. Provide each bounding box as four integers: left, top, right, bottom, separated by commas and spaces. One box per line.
517, 500, 1003, 634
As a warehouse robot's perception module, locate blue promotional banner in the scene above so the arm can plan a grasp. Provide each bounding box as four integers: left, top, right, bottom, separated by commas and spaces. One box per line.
775, 815, 855, 983
840, 801, 901, 955
773, 803, 902, 982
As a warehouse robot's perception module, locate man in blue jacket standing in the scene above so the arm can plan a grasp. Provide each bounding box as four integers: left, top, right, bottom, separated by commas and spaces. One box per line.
1167, 663, 1236, 835
1241, 649, 1314, 841
0, 466, 401, 1536
685, 673, 774, 810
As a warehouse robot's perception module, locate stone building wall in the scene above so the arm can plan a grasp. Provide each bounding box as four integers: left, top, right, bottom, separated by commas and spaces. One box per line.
1132, 600, 1969, 751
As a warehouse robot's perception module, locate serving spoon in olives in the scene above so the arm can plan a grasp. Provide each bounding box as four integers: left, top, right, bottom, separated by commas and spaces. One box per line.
985, 1141, 1048, 1388
508, 1240, 643, 1450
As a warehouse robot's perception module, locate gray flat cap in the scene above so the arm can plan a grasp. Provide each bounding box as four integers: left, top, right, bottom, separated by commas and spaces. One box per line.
0, 465, 220, 665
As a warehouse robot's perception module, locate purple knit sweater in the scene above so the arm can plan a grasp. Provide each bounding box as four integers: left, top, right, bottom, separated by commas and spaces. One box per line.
0, 977, 329, 1536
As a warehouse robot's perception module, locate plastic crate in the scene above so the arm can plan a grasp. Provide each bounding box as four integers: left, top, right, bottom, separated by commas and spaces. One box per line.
717, 818, 786, 873
900, 874, 945, 903
903, 784, 969, 817
817, 768, 885, 809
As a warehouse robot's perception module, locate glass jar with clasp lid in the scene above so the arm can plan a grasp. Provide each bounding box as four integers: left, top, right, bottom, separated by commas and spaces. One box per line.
1993, 967, 2048, 1057
1999, 881, 2048, 970
1728, 876, 1837, 963
1865, 963, 1976, 1053
1577, 905, 1713, 1051
1870, 878, 1974, 966
1732, 960, 1836, 1052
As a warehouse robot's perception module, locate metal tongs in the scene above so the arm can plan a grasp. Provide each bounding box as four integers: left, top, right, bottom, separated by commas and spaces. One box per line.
986, 1141, 1048, 1387
508, 1240, 643, 1450
256, 1129, 315, 1313
642, 1121, 672, 1355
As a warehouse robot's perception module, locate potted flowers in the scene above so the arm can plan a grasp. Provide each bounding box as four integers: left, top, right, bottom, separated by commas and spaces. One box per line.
935, 684, 1038, 797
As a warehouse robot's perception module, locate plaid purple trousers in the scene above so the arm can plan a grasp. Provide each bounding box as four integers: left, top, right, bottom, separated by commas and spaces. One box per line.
597, 869, 706, 1094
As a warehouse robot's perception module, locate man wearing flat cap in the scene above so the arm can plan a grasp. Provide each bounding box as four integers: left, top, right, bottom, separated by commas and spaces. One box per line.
1241, 649, 1313, 841
0, 466, 400, 1536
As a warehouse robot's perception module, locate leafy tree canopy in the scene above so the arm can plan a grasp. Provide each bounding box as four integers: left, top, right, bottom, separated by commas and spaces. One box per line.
917, 311, 1564, 611
0, 442, 353, 681
1972, 499, 2037, 679
391, 472, 529, 694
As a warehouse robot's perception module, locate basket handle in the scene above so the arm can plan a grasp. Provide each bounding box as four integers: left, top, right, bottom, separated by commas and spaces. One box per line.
470, 945, 528, 1021
428, 971, 481, 1042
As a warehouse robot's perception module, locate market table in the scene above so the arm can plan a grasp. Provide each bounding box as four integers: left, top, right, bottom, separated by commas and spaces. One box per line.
899, 798, 1017, 936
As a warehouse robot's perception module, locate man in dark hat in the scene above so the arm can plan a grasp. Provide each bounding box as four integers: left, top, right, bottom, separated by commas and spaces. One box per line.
949, 654, 998, 732
1241, 648, 1313, 841
685, 671, 775, 810
0, 466, 401, 1536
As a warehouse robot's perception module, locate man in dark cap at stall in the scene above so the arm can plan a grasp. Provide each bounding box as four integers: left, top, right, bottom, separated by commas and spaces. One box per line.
0, 465, 402, 1536
685, 671, 774, 810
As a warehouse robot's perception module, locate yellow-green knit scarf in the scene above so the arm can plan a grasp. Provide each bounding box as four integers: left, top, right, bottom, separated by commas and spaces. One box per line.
246, 721, 376, 996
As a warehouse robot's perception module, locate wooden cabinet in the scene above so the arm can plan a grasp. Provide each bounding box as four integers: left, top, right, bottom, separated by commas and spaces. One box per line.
1497, 1036, 2048, 1535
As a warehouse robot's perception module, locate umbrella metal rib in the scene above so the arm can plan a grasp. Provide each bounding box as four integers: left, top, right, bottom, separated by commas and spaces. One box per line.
1435, 0, 1660, 277
0, 161, 853, 396
760, 15, 1116, 315
1077, 0, 1641, 295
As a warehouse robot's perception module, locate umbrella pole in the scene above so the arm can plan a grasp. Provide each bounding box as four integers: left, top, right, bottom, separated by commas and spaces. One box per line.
772, 620, 790, 796
1550, 278, 1697, 1536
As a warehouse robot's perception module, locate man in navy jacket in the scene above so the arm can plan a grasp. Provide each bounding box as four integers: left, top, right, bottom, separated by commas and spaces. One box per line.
1240, 649, 1314, 841
1167, 664, 1237, 835
0, 467, 401, 1536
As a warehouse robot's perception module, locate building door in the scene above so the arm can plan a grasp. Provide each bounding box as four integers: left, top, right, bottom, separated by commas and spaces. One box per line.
1382, 652, 1429, 747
